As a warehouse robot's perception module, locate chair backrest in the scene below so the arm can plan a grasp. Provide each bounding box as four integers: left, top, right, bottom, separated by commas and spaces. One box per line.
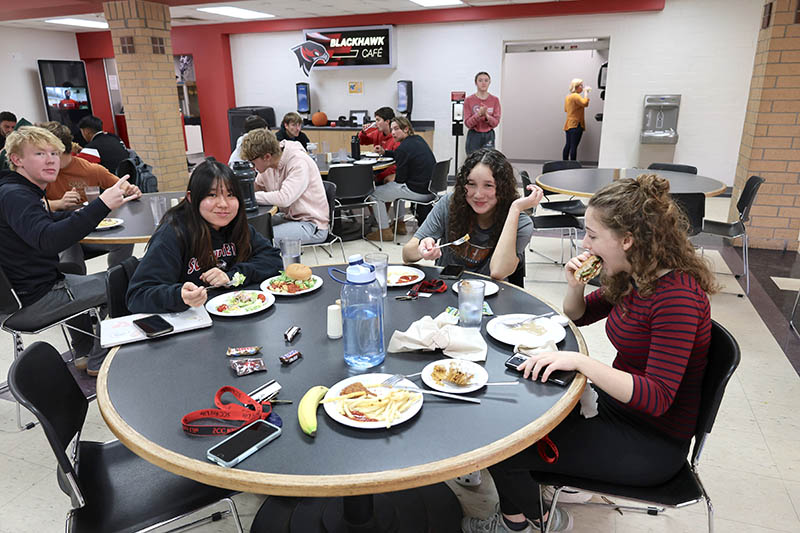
105, 256, 140, 318
671, 193, 705, 237
249, 211, 274, 242
542, 160, 582, 174
326, 165, 375, 199
520, 170, 533, 196
648, 162, 698, 174
8, 342, 87, 499
429, 159, 451, 195
321, 180, 337, 235
736, 175, 765, 224
0, 266, 22, 316
691, 320, 740, 464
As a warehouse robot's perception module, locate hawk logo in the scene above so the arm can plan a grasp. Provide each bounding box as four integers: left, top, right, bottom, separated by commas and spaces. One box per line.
291, 41, 330, 76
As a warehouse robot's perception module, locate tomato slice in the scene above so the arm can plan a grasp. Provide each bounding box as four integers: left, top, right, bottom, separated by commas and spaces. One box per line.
217, 304, 228, 312
257, 293, 266, 302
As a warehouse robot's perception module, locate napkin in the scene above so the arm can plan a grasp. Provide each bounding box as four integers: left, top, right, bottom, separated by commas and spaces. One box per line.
388, 312, 488, 361
514, 342, 598, 419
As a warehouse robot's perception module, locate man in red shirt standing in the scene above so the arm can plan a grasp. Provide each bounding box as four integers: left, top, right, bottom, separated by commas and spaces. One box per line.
358, 106, 399, 184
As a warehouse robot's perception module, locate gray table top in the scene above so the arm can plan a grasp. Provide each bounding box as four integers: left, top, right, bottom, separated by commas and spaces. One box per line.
98, 266, 586, 496
82, 192, 273, 244
316, 158, 393, 176
536, 168, 727, 198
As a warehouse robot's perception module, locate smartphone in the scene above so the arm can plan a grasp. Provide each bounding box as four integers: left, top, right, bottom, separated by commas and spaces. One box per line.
439, 264, 465, 279
206, 419, 282, 468
504, 353, 576, 387
132, 315, 174, 338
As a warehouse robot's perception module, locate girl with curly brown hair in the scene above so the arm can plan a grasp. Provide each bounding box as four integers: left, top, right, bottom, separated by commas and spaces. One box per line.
402, 148, 541, 280
464, 174, 718, 533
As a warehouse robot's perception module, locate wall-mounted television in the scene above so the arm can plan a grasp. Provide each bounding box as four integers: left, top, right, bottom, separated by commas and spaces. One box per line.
37, 60, 93, 144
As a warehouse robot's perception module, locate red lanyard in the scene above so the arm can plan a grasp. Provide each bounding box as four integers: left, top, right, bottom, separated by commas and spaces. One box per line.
181, 386, 272, 436
408, 279, 448, 297
537, 434, 559, 464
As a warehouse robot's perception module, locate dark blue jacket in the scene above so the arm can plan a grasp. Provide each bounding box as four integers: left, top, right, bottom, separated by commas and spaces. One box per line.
0, 170, 109, 306
126, 219, 282, 314
384, 135, 435, 194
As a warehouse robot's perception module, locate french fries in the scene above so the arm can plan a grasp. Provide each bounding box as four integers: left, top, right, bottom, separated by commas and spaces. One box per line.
322, 385, 422, 428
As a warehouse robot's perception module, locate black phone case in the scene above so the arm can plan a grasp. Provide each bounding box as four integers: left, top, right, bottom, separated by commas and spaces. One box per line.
505, 355, 576, 387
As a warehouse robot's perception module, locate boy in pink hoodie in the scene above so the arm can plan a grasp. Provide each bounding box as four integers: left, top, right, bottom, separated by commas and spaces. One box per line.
241, 129, 329, 244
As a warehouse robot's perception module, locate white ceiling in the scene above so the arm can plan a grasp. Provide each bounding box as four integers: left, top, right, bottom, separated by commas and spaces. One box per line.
0, 0, 561, 32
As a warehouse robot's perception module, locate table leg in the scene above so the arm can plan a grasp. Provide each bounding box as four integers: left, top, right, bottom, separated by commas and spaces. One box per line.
250, 482, 463, 532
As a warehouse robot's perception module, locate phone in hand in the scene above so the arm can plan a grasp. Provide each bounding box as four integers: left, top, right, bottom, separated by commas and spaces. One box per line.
504, 353, 576, 387
132, 315, 174, 338
439, 264, 465, 279
206, 419, 282, 468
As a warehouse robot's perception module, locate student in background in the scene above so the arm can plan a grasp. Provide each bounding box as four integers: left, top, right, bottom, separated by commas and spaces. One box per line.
228, 115, 268, 166
464, 72, 501, 155
358, 106, 399, 183
563, 78, 591, 161
275, 112, 310, 150
77, 115, 130, 174
0, 111, 17, 150
127, 160, 282, 314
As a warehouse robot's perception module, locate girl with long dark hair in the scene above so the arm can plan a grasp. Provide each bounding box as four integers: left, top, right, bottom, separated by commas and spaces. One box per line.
402, 148, 541, 280
127, 160, 282, 313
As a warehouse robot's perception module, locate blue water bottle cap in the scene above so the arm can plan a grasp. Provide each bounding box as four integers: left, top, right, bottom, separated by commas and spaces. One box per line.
346, 263, 376, 284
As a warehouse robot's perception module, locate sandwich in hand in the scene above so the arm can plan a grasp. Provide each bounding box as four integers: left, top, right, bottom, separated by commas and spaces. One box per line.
574, 255, 603, 283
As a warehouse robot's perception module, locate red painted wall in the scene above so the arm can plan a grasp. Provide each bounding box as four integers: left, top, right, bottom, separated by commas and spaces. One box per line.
77, 0, 664, 161
83, 58, 114, 137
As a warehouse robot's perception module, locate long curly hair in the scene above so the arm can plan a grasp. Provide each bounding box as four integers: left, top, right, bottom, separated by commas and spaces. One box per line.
448, 148, 519, 246
589, 173, 719, 305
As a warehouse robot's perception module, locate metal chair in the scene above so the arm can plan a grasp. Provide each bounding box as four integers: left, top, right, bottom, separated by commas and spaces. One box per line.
105, 256, 139, 318
530, 166, 586, 218
393, 159, 451, 243
537, 320, 740, 533
8, 341, 243, 533
326, 164, 384, 250
302, 180, 347, 263
700, 175, 765, 295
671, 192, 706, 237
649, 162, 698, 174
0, 268, 99, 430
521, 171, 582, 264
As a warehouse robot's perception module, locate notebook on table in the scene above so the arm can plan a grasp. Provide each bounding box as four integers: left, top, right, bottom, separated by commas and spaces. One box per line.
100, 306, 213, 348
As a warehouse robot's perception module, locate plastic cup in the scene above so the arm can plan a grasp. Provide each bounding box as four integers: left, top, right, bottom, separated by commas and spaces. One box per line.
458, 280, 485, 328
150, 196, 167, 226
279, 238, 302, 270
364, 253, 389, 297
84, 186, 100, 203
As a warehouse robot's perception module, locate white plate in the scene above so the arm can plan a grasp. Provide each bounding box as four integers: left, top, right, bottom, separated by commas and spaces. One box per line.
354, 159, 375, 165
421, 359, 489, 394
260, 275, 323, 296
452, 279, 500, 296
95, 218, 123, 230
486, 314, 566, 348
377, 157, 393, 163
361, 151, 380, 158
386, 266, 425, 287
205, 290, 275, 317
323, 373, 423, 430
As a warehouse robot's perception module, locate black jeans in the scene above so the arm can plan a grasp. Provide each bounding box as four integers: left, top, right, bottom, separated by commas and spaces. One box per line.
562, 126, 583, 161
466, 129, 495, 155
488, 394, 689, 520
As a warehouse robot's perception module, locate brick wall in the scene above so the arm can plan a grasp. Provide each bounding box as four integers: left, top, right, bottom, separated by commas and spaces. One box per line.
104, 0, 187, 191
734, 0, 800, 250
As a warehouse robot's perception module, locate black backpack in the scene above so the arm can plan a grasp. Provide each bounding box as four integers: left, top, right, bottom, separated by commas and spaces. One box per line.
116, 149, 158, 193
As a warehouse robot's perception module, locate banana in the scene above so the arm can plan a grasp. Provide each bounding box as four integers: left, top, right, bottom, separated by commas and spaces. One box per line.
298, 385, 328, 437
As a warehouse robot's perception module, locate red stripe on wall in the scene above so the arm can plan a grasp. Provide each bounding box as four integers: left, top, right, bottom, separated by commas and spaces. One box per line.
83, 58, 115, 138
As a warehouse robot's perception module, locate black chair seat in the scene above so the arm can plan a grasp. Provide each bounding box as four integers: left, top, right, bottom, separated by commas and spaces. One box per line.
73, 441, 236, 533
535, 462, 702, 509
540, 199, 586, 217
532, 214, 583, 231
701, 219, 745, 239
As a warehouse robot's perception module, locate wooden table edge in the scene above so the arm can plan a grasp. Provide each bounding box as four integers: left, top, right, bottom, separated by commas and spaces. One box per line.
96, 278, 589, 497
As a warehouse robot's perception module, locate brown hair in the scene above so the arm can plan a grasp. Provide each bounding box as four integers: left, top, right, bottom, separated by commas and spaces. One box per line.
5, 126, 65, 170
282, 112, 302, 126
390, 116, 415, 136
36, 121, 72, 154
588, 173, 719, 304
241, 128, 281, 161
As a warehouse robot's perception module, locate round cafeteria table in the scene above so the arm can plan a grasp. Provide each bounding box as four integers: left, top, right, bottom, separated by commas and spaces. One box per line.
97, 266, 587, 532
81, 191, 274, 245
317, 158, 394, 176
536, 167, 727, 198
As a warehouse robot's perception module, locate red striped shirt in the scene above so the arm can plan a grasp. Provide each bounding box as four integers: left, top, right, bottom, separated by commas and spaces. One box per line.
575, 271, 710, 440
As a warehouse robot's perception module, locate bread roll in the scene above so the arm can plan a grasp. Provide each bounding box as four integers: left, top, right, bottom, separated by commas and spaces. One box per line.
286, 263, 312, 281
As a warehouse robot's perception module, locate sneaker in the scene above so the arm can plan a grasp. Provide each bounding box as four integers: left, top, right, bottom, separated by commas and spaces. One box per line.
454, 470, 482, 487
86, 346, 110, 377
530, 506, 573, 532
366, 227, 394, 242
72, 355, 88, 371
391, 219, 408, 235
462, 505, 532, 533
542, 486, 592, 504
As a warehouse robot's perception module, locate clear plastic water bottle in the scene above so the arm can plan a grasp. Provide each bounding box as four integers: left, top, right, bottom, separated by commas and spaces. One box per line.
330, 255, 385, 369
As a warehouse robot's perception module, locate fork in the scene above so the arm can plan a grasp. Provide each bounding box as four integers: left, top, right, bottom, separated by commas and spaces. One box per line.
436, 234, 470, 250
503, 311, 556, 329
381, 374, 481, 403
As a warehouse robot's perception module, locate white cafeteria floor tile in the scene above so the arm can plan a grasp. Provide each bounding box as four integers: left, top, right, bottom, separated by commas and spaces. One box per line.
1, 201, 800, 532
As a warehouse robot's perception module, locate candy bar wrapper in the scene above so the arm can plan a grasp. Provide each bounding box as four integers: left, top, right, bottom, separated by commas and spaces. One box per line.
444, 302, 494, 318
230, 358, 267, 376
226, 346, 262, 357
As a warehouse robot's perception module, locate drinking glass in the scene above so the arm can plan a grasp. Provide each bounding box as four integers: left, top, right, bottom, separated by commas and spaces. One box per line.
364, 252, 389, 297
279, 238, 302, 270
150, 196, 168, 226
84, 186, 100, 203
458, 280, 485, 328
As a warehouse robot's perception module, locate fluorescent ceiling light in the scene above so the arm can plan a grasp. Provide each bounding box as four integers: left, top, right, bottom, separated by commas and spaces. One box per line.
44, 18, 108, 29
196, 6, 275, 19
409, 0, 463, 6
